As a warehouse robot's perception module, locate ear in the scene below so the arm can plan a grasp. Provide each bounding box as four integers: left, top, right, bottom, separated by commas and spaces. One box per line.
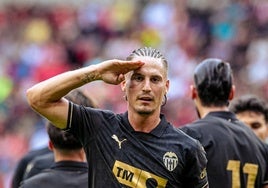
165, 80, 170, 93
190, 85, 197, 99
48, 140, 54, 151
121, 80, 126, 92
228, 85, 235, 100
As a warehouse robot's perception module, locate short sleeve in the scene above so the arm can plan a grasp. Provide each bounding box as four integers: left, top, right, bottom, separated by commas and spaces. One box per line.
184, 140, 208, 188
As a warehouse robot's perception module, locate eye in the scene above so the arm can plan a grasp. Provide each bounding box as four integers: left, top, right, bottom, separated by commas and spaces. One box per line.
151, 76, 161, 83
132, 74, 143, 82
251, 122, 261, 129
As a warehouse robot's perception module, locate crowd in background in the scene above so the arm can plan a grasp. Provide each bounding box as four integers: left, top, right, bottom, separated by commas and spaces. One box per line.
0, 0, 268, 187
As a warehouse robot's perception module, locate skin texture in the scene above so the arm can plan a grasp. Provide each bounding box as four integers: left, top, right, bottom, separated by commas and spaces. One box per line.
236, 111, 268, 141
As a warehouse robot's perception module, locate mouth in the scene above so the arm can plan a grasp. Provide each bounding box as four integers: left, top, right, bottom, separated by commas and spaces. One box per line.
138, 96, 153, 102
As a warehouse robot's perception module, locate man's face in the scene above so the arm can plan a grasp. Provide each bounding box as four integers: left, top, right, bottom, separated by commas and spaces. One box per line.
236, 111, 268, 141
121, 56, 169, 115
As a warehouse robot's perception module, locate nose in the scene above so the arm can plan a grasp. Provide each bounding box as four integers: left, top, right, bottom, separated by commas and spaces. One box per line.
142, 79, 151, 92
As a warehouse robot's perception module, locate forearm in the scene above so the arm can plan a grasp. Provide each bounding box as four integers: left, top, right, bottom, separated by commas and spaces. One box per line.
26, 64, 100, 118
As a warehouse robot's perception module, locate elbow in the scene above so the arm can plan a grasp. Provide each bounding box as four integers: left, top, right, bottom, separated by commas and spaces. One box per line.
26, 87, 41, 111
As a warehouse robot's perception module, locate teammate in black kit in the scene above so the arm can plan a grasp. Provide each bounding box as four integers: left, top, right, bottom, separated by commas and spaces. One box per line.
20, 121, 88, 188
180, 58, 268, 188
11, 147, 51, 188
26, 47, 208, 187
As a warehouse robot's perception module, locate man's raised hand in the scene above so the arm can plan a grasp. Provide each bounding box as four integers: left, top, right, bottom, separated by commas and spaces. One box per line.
97, 59, 144, 84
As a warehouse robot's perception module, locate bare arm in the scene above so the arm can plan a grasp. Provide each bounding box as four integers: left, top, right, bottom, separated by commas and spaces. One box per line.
26, 59, 144, 129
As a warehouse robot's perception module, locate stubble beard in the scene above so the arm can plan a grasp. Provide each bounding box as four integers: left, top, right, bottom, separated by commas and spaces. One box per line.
135, 104, 155, 115
137, 110, 153, 115
136, 107, 154, 115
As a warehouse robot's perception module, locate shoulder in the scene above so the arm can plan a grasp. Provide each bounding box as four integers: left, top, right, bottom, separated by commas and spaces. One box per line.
30, 153, 54, 169
23, 153, 54, 180
162, 126, 207, 167
167, 126, 204, 152
179, 121, 204, 139
72, 102, 116, 118
21, 147, 50, 164
20, 171, 53, 187
15, 147, 51, 173
259, 141, 268, 157
175, 129, 207, 163
177, 128, 204, 149
179, 114, 226, 136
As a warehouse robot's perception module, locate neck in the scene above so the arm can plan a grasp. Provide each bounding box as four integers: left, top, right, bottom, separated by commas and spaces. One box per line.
198, 106, 229, 119
53, 149, 86, 163
128, 111, 161, 133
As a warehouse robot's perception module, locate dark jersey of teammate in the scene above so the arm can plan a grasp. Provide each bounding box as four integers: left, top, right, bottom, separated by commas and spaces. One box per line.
12, 147, 51, 188
19, 161, 88, 188
180, 111, 268, 188
66, 102, 208, 188
23, 153, 54, 180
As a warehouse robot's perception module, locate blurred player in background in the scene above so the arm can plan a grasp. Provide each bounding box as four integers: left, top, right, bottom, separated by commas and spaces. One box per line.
180, 58, 268, 188
11, 145, 51, 188
20, 121, 88, 188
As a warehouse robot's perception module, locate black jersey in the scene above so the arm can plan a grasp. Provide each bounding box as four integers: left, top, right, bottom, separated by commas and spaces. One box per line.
23, 153, 54, 180
20, 161, 88, 188
12, 147, 51, 188
66, 102, 208, 188
180, 111, 268, 188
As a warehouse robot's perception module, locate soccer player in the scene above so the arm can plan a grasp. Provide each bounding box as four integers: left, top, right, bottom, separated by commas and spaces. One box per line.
229, 95, 268, 142
26, 47, 208, 187
20, 121, 88, 188
180, 58, 268, 188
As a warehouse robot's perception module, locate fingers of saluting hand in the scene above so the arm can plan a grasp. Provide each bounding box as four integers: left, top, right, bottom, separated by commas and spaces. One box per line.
101, 59, 144, 74
112, 60, 145, 73
99, 60, 144, 84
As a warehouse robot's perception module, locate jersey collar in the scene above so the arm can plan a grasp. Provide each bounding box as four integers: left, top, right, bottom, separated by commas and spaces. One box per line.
121, 112, 169, 137
206, 111, 238, 122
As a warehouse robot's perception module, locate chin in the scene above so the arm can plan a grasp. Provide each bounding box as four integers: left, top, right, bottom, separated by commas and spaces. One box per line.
136, 107, 154, 115
138, 111, 152, 115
